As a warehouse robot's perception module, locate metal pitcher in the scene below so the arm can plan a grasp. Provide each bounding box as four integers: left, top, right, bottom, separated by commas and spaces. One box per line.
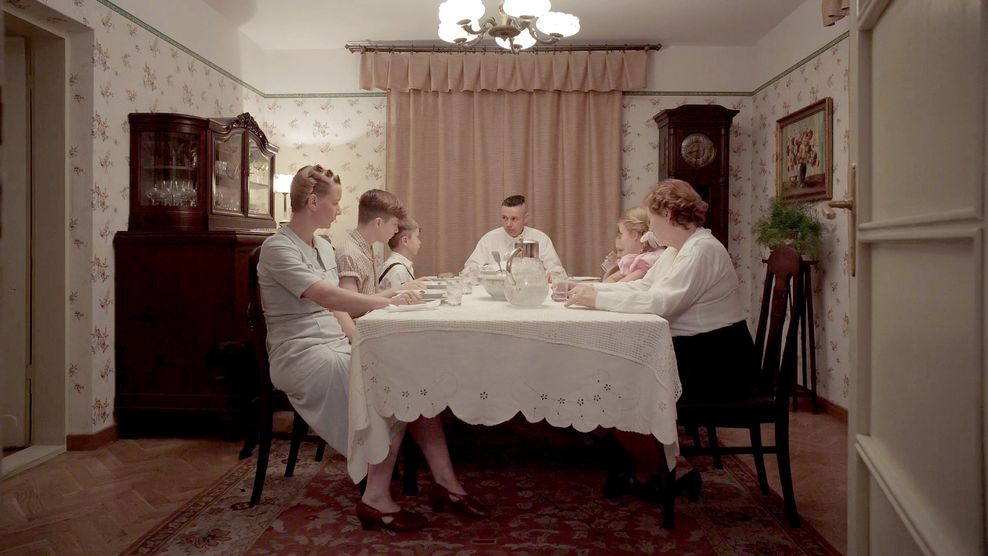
505, 239, 540, 284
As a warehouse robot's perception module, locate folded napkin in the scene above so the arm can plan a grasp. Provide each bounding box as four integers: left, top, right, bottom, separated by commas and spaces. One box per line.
384, 300, 441, 312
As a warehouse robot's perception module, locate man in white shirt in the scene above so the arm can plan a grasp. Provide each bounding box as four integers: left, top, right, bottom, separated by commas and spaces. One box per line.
464, 195, 566, 275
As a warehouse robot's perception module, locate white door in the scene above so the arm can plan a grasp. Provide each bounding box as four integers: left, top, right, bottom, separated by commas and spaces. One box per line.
849, 0, 987, 554
0, 35, 32, 450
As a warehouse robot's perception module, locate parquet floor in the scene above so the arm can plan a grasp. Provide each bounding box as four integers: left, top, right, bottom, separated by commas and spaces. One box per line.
0, 410, 848, 555
0, 438, 240, 555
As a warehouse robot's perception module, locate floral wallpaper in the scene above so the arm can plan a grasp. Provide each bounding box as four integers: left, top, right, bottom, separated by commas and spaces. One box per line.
620, 39, 852, 409
14, 0, 261, 434
10, 0, 850, 440
749, 39, 851, 407
258, 95, 388, 247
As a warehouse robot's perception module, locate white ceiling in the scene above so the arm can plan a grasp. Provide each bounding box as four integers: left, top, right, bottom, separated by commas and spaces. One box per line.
203, 0, 804, 51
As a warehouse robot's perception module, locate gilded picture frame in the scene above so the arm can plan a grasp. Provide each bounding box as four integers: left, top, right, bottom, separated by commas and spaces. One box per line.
776, 97, 833, 202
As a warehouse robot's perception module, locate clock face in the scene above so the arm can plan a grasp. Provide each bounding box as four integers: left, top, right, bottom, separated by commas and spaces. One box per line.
681, 133, 717, 168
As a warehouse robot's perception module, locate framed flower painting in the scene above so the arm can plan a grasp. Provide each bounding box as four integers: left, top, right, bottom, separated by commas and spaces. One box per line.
776, 97, 833, 202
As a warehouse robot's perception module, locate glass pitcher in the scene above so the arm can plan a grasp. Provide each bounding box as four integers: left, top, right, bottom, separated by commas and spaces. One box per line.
504, 239, 549, 307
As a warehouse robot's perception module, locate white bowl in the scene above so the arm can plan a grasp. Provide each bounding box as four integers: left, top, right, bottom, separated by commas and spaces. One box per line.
479, 272, 507, 300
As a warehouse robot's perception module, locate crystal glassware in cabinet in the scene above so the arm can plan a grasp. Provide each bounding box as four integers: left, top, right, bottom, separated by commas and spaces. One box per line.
128, 112, 277, 232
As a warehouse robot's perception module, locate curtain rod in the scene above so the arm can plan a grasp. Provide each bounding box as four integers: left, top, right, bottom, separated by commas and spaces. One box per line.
345, 42, 661, 54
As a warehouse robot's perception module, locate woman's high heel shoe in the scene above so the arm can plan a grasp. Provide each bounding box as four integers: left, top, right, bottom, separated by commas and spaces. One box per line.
355, 501, 428, 532
428, 483, 491, 519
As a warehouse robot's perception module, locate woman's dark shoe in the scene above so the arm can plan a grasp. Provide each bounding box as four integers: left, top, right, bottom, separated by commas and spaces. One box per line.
428, 483, 491, 519
356, 501, 428, 532
603, 468, 632, 499
628, 473, 665, 503
675, 468, 703, 502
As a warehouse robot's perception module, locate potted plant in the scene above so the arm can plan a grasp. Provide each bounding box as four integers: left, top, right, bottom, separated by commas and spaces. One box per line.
755, 198, 823, 259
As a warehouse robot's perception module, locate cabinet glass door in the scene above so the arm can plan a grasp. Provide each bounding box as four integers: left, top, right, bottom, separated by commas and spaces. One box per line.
247, 138, 272, 217
212, 132, 242, 213
138, 131, 199, 207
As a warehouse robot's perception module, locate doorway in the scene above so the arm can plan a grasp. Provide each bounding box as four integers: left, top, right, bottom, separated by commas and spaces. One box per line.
0, 10, 69, 477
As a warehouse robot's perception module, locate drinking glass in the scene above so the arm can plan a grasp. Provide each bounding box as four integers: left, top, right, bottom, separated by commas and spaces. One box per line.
550, 271, 572, 302
445, 277, 464, 306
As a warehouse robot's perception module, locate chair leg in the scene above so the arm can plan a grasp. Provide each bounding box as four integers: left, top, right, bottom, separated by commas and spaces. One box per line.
285, 410, 307, 478
661, 450, 676, 529
687, 426, 703, 448
239, 397, 259, 460
749, 425, 770, 494
401, 438, 420, 496
776, 422, 800, 527
707, 427, 723, 470
249, 403, 274, 506
315, 440, 326, 462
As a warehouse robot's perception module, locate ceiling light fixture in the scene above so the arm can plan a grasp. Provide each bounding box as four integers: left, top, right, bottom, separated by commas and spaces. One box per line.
438, 0, 580, 53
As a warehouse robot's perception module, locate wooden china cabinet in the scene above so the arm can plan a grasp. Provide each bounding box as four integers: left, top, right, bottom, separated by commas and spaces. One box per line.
114, 112, 277, 436
653, 104, 739, 245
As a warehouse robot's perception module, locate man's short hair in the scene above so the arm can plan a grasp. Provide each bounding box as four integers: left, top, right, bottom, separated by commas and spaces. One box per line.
387, 216, 419, 250
358, 189, 406, 224
502, 195, 526, 208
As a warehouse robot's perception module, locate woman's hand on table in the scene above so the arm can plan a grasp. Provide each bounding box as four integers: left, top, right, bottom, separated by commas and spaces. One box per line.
390, 289, 423, 305
563, 284, 597, 309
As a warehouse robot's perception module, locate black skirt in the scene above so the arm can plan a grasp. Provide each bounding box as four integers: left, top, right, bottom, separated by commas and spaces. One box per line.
672, 320, 757, 403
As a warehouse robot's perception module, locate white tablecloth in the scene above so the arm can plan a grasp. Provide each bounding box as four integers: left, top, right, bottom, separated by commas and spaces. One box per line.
346, 290, 682, 482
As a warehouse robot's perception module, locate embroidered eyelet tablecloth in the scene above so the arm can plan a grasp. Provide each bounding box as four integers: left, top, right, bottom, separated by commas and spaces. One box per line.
347, 290, 682, 482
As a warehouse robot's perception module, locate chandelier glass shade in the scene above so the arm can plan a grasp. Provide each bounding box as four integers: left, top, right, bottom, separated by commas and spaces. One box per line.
437, 0, 580, 53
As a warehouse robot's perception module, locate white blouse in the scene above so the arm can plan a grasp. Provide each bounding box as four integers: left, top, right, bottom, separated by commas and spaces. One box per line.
594, 228, 743, 337
378, 252, 415, 291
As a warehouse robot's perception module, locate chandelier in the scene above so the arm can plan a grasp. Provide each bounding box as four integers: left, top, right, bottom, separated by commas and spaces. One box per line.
438, 0, 581, 53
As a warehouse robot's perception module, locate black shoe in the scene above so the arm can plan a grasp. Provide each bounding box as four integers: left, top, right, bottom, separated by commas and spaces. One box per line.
675, 468, 702, 502
603, 468, 632, 499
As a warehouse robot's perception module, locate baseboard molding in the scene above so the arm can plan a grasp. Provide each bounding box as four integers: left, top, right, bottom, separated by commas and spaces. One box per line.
817, 396, 848, 422
793, 390, 848, 422
1, 445, 65, 479
66, 424, 118, 451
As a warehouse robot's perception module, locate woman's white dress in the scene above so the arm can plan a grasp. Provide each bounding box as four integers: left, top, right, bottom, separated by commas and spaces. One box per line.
257, 226, 351, 454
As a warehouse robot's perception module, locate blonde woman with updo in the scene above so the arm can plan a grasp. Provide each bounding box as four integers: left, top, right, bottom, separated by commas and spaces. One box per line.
257, 165, 487, 532
565, 179, 756, 504
603, 206, 664, 283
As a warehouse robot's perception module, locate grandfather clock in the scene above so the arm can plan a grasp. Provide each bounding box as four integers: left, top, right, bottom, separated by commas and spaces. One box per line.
653, 105, 738, 245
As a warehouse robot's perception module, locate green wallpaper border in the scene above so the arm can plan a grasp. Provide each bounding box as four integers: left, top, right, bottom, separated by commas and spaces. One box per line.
751, 31, 850, 96
96, 0, 848, 100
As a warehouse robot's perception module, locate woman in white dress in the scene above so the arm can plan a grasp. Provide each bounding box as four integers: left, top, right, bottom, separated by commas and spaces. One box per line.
258, 165, 488, 531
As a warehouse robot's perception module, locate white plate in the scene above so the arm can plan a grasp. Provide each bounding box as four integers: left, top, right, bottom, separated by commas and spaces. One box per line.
384, 300, 441, 312
568, 276, 601, 283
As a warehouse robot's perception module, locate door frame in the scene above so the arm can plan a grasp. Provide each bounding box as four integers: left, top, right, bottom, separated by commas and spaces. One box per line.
0, 7, 70, 477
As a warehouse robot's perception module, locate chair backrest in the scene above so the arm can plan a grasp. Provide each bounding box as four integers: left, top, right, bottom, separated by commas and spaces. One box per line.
247, 246, 274, 394
752, 246, 804, 410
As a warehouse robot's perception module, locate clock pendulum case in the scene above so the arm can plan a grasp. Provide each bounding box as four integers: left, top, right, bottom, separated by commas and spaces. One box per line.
652, 104, 739, 246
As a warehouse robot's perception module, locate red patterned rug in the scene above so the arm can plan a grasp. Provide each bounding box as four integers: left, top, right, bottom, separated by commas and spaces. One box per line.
123, 423, 839, 555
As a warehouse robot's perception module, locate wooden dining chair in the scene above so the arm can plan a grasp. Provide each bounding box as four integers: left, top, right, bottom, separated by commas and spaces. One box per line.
677, 245, 804, 527
243, 247, 327, 506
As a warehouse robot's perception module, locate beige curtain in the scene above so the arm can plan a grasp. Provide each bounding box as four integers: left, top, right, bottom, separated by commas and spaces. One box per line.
822, 0, 849, 26
363, 51, 644, 276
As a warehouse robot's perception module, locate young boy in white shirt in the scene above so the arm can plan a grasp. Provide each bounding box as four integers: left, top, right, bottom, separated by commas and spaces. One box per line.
379, 216, 421, 291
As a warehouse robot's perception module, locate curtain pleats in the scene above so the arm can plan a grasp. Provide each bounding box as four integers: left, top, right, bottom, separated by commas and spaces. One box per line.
361, 51, 647, 93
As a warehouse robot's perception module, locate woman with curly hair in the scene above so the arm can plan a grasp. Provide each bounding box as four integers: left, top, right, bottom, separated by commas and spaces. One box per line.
565, 179, 756, 501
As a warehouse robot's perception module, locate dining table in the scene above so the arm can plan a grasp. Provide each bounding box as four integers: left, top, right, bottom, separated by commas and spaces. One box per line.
346, 287, 683, 482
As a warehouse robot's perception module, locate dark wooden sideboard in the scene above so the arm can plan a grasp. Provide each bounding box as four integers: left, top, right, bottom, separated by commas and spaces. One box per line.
115, 112, 276, 436
114, 231, 270, 435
